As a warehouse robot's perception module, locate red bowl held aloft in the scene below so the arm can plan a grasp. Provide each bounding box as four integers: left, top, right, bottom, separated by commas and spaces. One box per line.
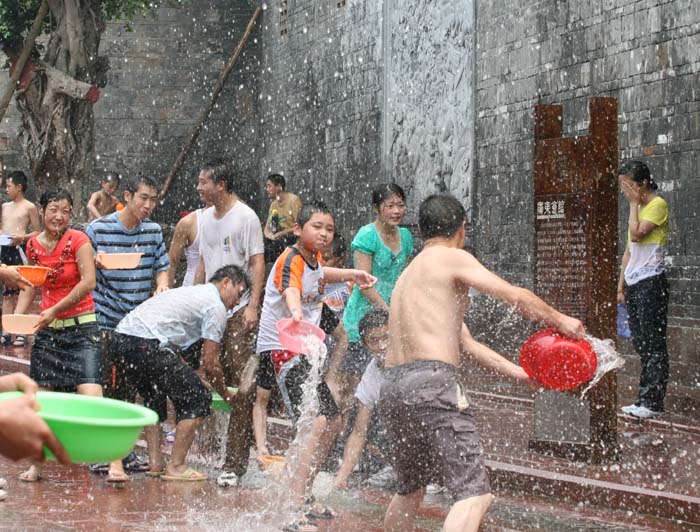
520, 328, 597, 391
276, 318, 326, 354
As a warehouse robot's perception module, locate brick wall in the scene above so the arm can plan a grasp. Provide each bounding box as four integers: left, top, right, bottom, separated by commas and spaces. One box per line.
474, 0, 700, 387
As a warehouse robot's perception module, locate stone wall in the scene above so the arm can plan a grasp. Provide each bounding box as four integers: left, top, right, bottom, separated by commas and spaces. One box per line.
474, 0, 700, 386
0, 0, 261, 222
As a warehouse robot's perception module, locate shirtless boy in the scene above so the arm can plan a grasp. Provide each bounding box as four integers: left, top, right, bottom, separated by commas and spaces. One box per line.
379, 194, 585, 532
86, 172, 120, 221
0, 171, 40, 345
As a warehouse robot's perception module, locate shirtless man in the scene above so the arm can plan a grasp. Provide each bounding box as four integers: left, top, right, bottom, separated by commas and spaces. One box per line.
167, 201, 212, 288
379, 194, 585, 532
1, 171, 40, 345
86, 172, 120, 221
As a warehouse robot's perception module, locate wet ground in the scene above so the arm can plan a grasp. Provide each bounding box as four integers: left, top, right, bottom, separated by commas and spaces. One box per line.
2, 338, 700, 530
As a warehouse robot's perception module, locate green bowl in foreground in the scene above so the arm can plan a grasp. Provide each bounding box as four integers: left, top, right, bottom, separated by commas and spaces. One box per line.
211, 386, 238, 412
0, 391, 158, 463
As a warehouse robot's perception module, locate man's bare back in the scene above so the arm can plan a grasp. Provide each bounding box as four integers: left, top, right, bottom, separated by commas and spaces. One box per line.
386, 243, 585, 369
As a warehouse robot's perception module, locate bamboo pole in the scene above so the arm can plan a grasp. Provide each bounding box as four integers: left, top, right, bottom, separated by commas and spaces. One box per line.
159, 5, 262, 201
0, 0, 50, 124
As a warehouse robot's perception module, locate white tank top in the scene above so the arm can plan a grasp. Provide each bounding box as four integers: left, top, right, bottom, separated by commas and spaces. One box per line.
182, 209, 203, 287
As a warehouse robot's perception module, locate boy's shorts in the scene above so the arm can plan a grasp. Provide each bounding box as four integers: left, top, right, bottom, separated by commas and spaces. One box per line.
378, 360, 491, 501
257, 350, 339, 421
1, 246, 22, 295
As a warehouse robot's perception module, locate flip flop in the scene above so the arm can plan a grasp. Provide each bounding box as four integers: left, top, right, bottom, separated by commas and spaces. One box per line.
12, 335, 26, 347
89, 463, 110, 475
0, 333, 11, 346
122, 452, 150, 472
145, 470, 163, 478
106, 469, 129, 483
161, 467, 208, 482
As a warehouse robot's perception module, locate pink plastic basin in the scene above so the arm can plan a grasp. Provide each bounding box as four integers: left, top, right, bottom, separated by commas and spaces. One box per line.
276, 318, 326, 354
2, 314, 41, 335
97, 252, 143, 270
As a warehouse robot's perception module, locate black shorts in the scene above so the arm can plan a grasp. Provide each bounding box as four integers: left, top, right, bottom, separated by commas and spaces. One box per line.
379, 360, 491, 501
259, 351, 339, 421
1, 246, 22, 295
111, 332, 211, 423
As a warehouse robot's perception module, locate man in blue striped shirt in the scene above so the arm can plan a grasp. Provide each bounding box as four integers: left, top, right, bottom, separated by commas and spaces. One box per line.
86, 174, 170, 482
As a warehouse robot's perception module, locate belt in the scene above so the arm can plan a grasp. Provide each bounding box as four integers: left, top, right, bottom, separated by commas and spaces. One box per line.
48, 313, 97, 329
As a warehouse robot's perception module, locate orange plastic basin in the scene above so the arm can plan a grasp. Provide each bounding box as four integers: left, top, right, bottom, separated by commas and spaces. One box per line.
17, 265, 51, 286
96, 252, 143, 269
2, 314, 41, 335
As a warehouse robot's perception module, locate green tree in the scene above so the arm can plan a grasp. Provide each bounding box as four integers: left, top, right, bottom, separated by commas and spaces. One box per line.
0, 1, 181, 191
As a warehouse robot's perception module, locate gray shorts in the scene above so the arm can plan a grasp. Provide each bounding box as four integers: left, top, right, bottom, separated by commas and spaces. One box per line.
378, 360, 491, 501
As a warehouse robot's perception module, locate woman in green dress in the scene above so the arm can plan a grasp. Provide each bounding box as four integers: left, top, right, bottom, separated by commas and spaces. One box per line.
342, 184, 413, 380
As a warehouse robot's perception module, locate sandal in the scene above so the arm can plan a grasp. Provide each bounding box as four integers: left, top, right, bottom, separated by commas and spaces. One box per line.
12, 335, 26, 347
0, 333, 11, 346
122, 452, 150, 473
283, 514, 318, 532
89, 463, 110, 475
106, 469, 129, 483
161, 467, 208, 481
304, 497, 336, 519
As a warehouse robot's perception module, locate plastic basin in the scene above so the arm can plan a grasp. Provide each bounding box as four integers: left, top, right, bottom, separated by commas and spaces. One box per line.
97, 252, 143, 269
0, 391, 158, 462
276, 318, 326, 354
2, 314, 41, 335
211, 387, 238, 412
520, 328, 597, 391
17, 265, 51, 286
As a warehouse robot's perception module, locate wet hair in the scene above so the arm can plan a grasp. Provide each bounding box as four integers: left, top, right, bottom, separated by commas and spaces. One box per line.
202, 159, 235, 193
7, 170, 28, 193
358, 309, 389, 344
102, 171, 121, 184
124, 175, 159, 194
39, 188, 73, 210
371, 183, 406, 208
418, 194, 467, 240
266, 173, 286, 190
330, 233, 347, 259
209, 264, 250, 290
297, 200, 333, 228
618, 160, 658, 191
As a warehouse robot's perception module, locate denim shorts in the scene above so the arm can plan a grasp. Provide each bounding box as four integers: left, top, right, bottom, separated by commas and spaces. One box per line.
30, 322, 102, 390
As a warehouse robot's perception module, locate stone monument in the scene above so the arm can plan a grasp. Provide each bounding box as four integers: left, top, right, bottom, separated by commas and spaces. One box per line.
529, 97, 619, 463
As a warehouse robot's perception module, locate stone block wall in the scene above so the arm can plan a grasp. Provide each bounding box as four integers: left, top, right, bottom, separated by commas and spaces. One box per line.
474, 0, 700, 387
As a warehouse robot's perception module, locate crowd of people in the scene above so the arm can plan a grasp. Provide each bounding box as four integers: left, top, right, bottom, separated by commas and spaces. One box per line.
0, 158, 669, 531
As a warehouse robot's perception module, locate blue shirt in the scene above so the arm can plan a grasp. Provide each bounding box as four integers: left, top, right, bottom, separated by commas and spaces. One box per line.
115, 284, 227, 349
86, 212, 170, 330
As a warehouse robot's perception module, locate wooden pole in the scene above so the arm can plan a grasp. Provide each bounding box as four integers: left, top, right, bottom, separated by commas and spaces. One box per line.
0, 0, 50, 124
159, 5, 262, 201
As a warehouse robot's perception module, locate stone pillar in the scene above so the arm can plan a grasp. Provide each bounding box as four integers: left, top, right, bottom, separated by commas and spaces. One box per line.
529, 97, 619, 463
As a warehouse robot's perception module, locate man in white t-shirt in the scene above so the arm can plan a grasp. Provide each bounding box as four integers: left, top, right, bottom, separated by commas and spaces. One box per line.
193, 159, 265, 487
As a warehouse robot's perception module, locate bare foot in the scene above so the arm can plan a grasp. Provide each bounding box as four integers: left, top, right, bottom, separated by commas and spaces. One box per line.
19, 465, 41, 482
106, 469, 129, 483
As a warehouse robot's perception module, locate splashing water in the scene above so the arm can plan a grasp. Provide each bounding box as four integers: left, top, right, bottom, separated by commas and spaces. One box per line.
580, 334, 625, 396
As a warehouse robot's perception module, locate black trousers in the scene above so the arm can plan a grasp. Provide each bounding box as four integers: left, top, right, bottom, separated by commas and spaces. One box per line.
625, 273, 670, 411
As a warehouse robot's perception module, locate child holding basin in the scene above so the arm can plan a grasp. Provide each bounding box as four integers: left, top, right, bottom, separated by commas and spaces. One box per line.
13, 188, 102, 482
252, 201, 376, 532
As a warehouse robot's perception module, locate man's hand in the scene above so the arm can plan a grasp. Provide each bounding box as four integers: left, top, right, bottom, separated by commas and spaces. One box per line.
0, 372, 39, 394
0, 394, 70, 464
0, 265, 30, 290
243, 304, 259, 331
153, 284, 169, 296
617, 291, 626, 305
290, 307, 303, 322
334, 476, 349, 491
557, 316, 585, 339
224, 389, 237, 406
352, 270, 377, 290
94, 253, 107, 269
256, 447, 269, 468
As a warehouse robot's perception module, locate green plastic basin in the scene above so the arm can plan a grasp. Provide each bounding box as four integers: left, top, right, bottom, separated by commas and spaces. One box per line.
0, 391, 158, 463
211, 386, 238, 412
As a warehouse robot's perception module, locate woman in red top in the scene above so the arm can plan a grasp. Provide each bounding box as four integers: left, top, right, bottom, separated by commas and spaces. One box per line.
15, 188, 101, 482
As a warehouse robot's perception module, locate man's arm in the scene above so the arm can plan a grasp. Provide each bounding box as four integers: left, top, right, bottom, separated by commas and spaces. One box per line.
325, 322, 349, 403
154, 270, 170, 294
167, 216, 193, 288
460, 324, 529, 383
242, 253, 265, 330
458, 252, 585, 338
323, 265, 377, 289
86, 192, 102, 220
334, 402, 372, 490
193, 256, 206, 285
200, 339, 234, 402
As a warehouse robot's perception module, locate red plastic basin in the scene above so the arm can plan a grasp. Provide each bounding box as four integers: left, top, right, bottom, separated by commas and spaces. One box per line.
520, 328, 597, 391
276, 318, 326, 354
